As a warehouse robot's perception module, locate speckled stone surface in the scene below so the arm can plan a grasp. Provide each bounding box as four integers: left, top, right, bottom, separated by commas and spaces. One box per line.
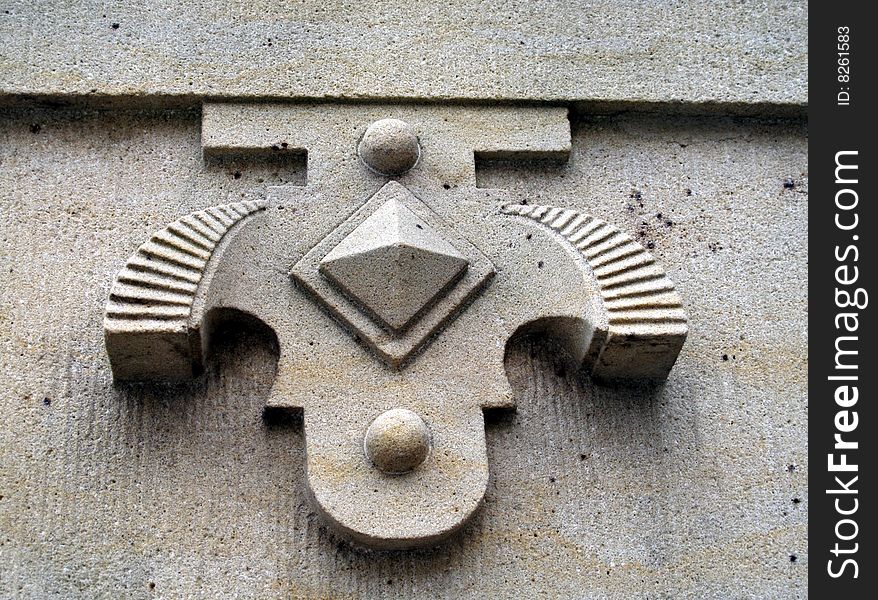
0, 1, 807, 111
0, 107, 807, 598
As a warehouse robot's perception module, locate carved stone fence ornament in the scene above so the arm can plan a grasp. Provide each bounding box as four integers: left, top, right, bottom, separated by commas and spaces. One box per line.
104, 104, 687, 549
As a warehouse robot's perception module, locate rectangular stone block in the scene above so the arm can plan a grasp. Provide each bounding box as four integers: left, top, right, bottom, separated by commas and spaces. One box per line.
0, 1, 807, 112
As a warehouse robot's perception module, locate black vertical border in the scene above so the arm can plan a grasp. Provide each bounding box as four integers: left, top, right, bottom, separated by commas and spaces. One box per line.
809, 1, 876, 596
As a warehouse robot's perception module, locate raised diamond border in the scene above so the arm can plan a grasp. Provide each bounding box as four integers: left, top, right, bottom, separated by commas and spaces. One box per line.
291, 181, 496, 368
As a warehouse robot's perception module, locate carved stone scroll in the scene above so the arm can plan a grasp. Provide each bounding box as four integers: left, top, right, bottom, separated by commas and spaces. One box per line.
104, 201, 266, 381
501, 204, 688, 380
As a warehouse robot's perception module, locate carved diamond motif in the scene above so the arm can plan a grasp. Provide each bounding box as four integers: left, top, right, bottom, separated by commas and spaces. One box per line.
319, 198, 469, 332
291, 181, 495, 368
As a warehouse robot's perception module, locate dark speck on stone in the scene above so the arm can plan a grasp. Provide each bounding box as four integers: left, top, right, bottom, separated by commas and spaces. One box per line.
722, 354, 729, 361
42, 397, 51, 406
537, 260, 544, 268
792, 497, 801, 504
233, 171, 242, 179
783, 177, 795, 189
30, 124, 41, 134
111, 22, 119, 29
685, 188, 692, 196
549, 477, 556, 483
443, 183, 450, 190
646, 241, 655, 249
789, 554, 797, 563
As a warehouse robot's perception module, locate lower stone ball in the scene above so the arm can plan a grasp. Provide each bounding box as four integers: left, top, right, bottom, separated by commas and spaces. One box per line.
364, 408, 431, 474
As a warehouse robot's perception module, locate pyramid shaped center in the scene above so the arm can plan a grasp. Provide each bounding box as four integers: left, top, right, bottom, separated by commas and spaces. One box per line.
319, 198, 469, 332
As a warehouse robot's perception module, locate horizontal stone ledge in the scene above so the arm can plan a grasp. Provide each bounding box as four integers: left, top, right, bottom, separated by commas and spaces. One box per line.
0, 94, 806, 119
1, 0, 807, 112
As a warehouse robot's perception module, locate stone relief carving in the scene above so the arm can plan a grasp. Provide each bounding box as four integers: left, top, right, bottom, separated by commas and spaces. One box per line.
291, 180, 496, 368
104, 103, 687, 549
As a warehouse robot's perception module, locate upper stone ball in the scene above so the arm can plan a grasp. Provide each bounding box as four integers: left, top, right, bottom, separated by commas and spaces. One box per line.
358, 119, 420, 175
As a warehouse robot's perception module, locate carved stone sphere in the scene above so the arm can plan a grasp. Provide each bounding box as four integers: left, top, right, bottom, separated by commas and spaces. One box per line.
364, 409, 430, 474
358, 119, 420, 175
